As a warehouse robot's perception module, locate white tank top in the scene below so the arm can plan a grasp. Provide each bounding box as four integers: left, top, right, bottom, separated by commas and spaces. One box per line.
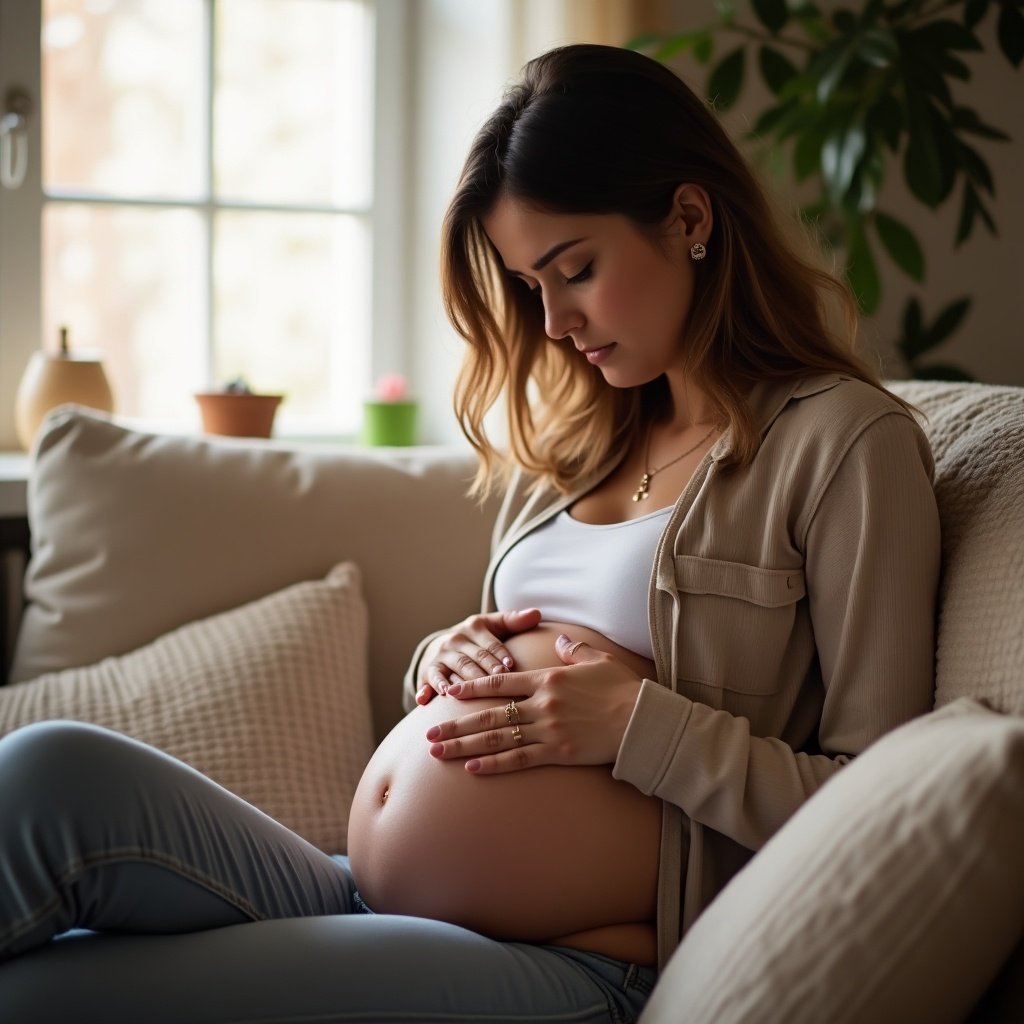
492, 504, 673, 660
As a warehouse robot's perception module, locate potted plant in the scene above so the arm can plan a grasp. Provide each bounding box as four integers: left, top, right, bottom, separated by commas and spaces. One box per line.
362, 374, 418, 446
194, 377, 284, 438
632, 0, 1022, 379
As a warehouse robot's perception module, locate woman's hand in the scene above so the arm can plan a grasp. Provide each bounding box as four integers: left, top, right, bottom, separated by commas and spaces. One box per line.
425, 633, 644, 773
414, 608, 543, 705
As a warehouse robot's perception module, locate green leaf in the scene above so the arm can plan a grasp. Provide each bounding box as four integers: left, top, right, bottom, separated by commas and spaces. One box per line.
955, 182, 979, 246
751, 99, 800, 136
951, 106, 1011, 142
874, 211, 925, 281
693, 32, 715, 64
707, 47, 746, 110
845, 222, 881, 314
928, 297, 971, 345
752, 0, 789, 32
956, 140, 995, 194
903, 93, 956, 206
912, 362, 974, 382
715, 0, 738, 23
822, 122, 867, 202
936, 51, 972, 80
814, 38, 855, 102
625, 32, 664, 51
833, 8, 858, 34
913, 19, 983, 52
651, 30, 713, 63
759, 45, 799, 93
794, 128, 824, 181
903, 297, 925, 351
976, 191, 997, 235
857, 28, 899, 67
868, 93, 903, 152
964, 0, 989, 31
998, 5, 1024, 66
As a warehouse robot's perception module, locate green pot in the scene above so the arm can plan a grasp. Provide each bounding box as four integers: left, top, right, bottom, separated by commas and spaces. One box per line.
363, 400, 418, 446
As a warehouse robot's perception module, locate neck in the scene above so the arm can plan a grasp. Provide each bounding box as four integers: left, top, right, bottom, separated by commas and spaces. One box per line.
659, 372, 717, 432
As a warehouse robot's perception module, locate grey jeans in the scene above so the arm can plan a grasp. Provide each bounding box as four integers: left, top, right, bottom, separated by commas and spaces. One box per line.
0, 721, 655, 1023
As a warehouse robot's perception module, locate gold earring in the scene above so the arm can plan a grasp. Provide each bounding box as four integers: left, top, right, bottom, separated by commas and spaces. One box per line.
690, 242, 707, 261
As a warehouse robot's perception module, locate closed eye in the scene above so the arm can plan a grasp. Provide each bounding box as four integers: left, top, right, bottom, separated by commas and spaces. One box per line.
566, 262, 593, 286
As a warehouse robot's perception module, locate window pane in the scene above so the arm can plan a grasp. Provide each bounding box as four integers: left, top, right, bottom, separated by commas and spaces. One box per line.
42, 0, 205, 198
215, 0, 373, 208
214, 211, 370, 434
43, 204, 206, 421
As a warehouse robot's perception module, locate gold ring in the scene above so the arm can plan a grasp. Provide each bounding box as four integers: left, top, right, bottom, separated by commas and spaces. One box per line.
568, 641, 586, 658
511, 725, 523, 745
505, 699, 520, 725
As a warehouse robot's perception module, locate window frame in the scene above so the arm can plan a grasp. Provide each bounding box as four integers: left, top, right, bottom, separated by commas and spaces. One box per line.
0, 0, 409, 448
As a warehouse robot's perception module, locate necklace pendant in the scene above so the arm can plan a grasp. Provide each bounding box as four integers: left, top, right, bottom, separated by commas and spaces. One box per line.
633, 474, 651, 502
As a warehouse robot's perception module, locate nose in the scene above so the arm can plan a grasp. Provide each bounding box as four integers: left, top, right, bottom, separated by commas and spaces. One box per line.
542, 292, 585, 342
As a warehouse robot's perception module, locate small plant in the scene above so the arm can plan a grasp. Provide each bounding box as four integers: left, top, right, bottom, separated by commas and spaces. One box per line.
632, 0, 1022, 380
222, 376, 253, 394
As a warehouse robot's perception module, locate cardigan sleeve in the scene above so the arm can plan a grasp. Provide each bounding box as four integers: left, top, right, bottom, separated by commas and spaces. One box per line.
613, 411, 941, 851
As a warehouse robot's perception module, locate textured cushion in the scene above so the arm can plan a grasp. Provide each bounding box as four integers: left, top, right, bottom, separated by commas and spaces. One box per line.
10, 408, 497, 739
639, 699, 1024, 1024
0, 562, 372, 854
888, 381, 1024, 715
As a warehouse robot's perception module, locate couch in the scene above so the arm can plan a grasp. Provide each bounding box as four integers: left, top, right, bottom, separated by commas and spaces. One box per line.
0, 378, 1022, 1023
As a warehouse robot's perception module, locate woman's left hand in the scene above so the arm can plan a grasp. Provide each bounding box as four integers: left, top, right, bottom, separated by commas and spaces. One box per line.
425, 633, 644, 774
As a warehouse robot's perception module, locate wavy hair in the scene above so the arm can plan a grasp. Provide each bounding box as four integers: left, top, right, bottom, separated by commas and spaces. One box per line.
442, 43, 894, 498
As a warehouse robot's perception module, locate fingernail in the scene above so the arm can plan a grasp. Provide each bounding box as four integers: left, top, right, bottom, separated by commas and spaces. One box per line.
556, 633, 570, 647
502, 656, 514, 670
429, 743, 444, 758
465, 759, 481, 773
447, 683, 463, 696
426, 725, 441, 741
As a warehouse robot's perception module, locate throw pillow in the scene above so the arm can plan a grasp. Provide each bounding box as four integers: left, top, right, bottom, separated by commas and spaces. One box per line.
0, 562, 372, 855
639, 699, 1024, 1024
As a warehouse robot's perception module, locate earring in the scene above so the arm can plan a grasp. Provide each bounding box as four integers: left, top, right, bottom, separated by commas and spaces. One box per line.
689, 242, 707, 261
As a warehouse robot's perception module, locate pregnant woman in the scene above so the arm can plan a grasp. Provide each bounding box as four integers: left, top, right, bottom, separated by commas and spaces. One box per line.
0, 44, 940, 1023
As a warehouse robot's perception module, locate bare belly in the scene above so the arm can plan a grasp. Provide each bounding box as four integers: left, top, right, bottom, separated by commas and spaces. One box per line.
347, 622, 663, 964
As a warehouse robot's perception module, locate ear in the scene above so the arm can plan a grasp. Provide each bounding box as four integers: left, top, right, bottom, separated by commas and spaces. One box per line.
666, 183, 713, 246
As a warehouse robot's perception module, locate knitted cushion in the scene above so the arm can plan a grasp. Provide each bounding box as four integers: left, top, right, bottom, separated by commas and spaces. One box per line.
0, 563, 372, 854
888, 381, 1024, 715
639, 699, 1024, 1024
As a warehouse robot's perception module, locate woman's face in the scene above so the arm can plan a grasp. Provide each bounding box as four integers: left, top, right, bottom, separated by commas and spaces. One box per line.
482, 196, 697, 388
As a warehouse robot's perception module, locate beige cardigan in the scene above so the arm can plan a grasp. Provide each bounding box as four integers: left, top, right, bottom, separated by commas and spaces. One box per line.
405, 373, 940, 969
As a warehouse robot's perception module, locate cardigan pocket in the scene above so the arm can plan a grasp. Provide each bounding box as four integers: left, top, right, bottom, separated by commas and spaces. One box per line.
671, 556, 807, 702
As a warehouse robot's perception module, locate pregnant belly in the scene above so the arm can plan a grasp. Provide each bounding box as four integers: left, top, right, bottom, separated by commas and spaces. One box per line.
347, 622, 663, 962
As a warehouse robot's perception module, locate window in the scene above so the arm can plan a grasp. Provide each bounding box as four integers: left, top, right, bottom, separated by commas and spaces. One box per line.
1, 0, 399, 440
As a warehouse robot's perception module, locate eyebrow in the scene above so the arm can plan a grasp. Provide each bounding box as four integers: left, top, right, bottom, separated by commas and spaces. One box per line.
506, 238, 586, 276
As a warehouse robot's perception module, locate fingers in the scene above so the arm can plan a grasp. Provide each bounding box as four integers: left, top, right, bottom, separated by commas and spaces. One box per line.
555, 633, 596, 663
427, 701, 533, 771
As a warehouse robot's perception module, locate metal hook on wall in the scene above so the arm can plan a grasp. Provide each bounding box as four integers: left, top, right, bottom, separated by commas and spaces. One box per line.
0, 87, 34, 190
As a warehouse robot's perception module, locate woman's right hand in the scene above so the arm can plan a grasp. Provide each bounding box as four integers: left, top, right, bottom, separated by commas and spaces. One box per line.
414, 608, 542, 705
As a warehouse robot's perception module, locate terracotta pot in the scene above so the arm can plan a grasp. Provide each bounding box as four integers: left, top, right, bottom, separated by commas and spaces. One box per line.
194, 392, 283, 438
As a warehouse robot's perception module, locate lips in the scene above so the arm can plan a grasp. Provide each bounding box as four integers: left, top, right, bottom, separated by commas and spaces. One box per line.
580, 343, 616, 365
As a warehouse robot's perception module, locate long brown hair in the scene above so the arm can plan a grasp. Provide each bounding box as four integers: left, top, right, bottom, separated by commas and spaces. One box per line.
442, 43, 892, 498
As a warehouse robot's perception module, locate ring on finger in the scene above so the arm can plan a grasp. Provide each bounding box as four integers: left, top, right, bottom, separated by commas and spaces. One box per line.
511, 724, 524, 745
505, 699, 520, 725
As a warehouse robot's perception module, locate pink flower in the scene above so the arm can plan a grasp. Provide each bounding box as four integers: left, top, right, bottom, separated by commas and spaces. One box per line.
375, 374, 408, 402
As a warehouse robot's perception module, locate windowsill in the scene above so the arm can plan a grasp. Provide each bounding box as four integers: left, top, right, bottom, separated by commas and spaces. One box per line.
0, 452, 29, 518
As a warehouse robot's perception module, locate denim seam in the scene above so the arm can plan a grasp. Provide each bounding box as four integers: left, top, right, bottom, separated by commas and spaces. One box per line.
2, 846, 264, 948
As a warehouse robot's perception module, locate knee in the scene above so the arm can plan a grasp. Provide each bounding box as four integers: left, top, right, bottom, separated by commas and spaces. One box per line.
0, 721, 136, 801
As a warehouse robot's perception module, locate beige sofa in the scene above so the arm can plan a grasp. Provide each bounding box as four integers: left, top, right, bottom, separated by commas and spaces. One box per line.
1, 379, 1022, 1023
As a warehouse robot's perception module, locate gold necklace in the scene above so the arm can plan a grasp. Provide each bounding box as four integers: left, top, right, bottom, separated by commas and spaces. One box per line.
632, 424, 718, 502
